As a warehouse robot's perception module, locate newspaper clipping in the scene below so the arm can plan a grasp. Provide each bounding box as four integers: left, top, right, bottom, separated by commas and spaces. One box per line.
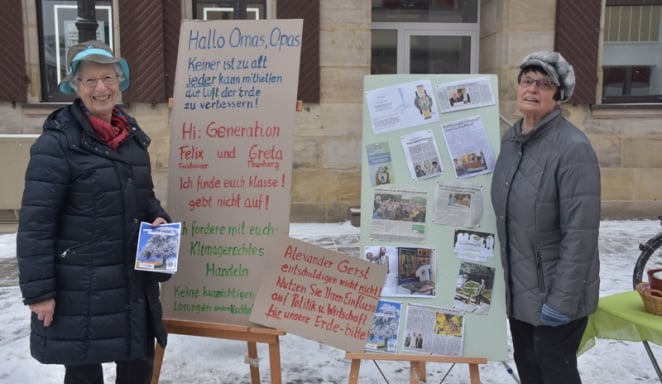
435, 76, 496, 113
402, 303, 464, 356
400, 130, 444, 181
365, 79, 440, 134
442, 115, 495, 179
371, 186, 428, 243
433, 181, 484, 229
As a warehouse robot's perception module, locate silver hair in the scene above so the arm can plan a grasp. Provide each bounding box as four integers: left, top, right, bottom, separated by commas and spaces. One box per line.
68, 62, 126, 93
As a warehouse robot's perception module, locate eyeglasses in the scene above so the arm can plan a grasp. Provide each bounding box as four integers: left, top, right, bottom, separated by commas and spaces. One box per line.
77, 75, 118, 88
518, 76, 557, 91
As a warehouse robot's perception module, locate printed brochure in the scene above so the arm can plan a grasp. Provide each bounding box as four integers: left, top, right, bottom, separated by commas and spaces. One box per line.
135, 222, 181, 274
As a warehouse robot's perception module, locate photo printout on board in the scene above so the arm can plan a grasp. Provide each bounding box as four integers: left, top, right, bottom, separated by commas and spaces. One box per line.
453, 261, 496, 316
371, 186, 428, 243
365, 300, 402, 353
365, 79, 439, 135
363, 245, 436, 297
367, 142, 395, 186
435, 76, 496, 113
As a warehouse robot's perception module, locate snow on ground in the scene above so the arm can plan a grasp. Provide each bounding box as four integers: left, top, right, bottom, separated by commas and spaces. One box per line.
1, 220, 661, 383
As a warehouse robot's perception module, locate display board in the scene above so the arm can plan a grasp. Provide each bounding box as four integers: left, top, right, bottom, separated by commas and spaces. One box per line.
161, 19, 302, 326
360, 74, 507, 361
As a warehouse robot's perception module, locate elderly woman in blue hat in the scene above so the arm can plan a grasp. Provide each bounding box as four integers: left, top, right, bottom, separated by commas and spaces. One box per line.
17, 40, 171, 384
491, 51, 601, 384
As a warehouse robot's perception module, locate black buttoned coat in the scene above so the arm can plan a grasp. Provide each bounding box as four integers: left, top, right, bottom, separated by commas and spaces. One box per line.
17, 98, 171, 365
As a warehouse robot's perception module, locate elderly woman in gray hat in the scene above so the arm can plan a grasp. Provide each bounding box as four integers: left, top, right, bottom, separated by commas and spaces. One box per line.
17, 40, 171, 384
491, 51, 601, 384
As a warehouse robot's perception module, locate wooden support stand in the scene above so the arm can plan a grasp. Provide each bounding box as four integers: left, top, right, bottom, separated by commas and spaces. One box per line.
151, 319, 285, 384
345, 352, 487, 384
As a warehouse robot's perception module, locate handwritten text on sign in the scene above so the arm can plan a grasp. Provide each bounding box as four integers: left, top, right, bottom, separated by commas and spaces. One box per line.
251, 238, 387, 352
182, 27, 299, 111
162, 19, 302, 326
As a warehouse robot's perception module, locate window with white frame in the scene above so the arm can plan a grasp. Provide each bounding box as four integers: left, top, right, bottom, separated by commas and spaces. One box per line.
602, 0, 662, 103
38, 0, 113, 102
193, 1, 267, 20
371, 0, 479, 75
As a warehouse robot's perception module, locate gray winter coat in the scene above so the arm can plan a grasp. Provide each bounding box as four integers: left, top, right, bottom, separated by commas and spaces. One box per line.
490, 107, 600, 325
17, 99, 171, 365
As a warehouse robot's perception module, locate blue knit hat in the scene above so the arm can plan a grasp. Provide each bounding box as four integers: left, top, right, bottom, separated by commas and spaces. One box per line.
58, 40, 130, 94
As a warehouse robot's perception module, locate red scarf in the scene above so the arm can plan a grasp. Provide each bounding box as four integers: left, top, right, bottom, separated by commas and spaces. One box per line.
84, 107, 130, 150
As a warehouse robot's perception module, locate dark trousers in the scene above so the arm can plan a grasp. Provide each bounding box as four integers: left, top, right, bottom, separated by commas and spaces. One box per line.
63, 355, 155, 384
509, 316, 588, 384
64, 331, 156, 384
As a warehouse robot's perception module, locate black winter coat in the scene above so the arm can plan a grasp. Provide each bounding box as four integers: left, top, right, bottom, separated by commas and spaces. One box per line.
17, 99, 171, 365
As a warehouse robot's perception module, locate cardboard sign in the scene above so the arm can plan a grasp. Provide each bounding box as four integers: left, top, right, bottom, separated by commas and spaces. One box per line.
162, 19, 302, 325
250, 237, 387, 352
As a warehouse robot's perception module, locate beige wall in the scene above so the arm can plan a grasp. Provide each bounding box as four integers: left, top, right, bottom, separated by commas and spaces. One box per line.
3, 0, 662, 226
585, 108, 662, 218
480, 0, 662, 219
289, 1, 370, 221
4, 0, 371, 224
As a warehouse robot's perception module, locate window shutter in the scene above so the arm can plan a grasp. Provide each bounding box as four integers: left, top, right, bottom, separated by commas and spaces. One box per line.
163, 0, 181, 99
555, 0, 601, 105
118, 0, 168, 103
0, 1, 26, 103
276, 0, 320, 103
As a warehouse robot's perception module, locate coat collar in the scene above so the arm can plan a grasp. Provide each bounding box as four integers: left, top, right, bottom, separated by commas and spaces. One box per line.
43, 99, 151, 159
513, 107, 562, 144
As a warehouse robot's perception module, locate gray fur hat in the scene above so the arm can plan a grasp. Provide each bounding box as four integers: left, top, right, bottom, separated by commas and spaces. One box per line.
519, 51, 575, 102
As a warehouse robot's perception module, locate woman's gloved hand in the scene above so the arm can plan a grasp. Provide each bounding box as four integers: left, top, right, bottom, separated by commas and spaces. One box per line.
540, 304, 570, 327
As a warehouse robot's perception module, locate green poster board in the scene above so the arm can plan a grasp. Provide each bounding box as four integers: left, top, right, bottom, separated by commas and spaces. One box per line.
360, 74, 507, 361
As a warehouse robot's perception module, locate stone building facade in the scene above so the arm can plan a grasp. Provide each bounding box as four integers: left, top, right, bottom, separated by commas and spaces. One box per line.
0, 0, 660, 225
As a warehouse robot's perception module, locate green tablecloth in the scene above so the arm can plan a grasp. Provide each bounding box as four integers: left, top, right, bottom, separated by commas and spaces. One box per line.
579, 290, 662, 355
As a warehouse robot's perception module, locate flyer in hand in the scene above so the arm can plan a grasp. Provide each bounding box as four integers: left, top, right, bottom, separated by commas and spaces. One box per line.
135, 222, 182, 274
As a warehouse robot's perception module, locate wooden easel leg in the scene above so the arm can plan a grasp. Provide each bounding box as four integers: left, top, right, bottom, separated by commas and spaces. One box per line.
409, 361, 418, 383
468, 363, 480, 384
345, 352, 486, 384
348, 359, 361, 384
410, 361, 425, 383
151, 342, 165, 384
246, 341, 260, 384
268, 338, 282, 384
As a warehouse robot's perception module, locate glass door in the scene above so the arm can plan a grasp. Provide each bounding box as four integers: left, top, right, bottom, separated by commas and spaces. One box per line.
405, 29, 477, 74
372, 26, 478, 75
371, 0, 480, 75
